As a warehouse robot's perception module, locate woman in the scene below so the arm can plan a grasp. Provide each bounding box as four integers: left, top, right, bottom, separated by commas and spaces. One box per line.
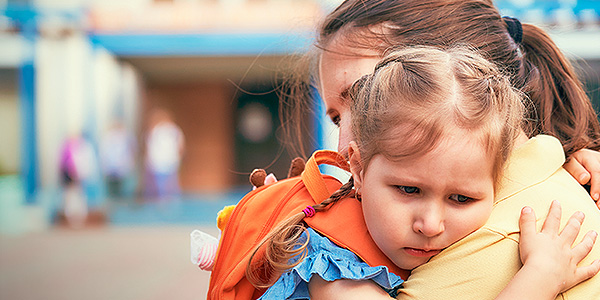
283, 0, 600, 207
274, 1, 600, 299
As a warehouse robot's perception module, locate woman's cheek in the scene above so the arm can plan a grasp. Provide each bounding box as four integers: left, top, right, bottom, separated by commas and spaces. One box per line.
337, 114, 353, 157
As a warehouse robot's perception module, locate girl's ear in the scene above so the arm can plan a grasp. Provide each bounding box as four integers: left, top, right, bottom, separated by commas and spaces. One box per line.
348, 141, 364, 190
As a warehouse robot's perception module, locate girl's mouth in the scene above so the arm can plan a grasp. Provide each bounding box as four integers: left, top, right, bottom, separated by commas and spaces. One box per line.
404, 248, 442, 257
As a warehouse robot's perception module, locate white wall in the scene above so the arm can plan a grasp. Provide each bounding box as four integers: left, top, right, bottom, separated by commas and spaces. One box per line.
37, 34, 86, 187
120, 64, 142, 138
35, 32, 142, 190
93, 48, 141, 159
0, 34, 27, 68
33, 0, 90, 9
92, 47, 122, 141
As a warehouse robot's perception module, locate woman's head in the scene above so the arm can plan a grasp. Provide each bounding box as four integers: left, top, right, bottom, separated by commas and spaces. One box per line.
347, 46, 524, 269
310, 0, 600, 158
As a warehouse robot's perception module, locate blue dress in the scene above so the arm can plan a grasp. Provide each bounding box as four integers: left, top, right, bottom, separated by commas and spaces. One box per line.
258, 228, 404, 299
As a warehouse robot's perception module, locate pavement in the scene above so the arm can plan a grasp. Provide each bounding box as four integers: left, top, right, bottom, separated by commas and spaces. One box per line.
0, 225, 218, 300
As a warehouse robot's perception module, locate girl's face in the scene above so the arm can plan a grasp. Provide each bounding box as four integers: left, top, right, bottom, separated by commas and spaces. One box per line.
349, 133, 495, 270
318, 43, 381, 157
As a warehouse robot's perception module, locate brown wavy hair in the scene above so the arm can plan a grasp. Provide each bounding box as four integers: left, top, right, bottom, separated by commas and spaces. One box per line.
281, 0, 600, 158
248, 45, 525, 287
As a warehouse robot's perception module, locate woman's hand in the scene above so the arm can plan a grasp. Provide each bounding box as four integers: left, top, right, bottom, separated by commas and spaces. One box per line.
519, 200, 599, 295
564, 149, 600, 208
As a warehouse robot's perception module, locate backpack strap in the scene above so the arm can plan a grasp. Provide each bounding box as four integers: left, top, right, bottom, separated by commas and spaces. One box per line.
302, 150, 411, 279
301, 150, 349, 203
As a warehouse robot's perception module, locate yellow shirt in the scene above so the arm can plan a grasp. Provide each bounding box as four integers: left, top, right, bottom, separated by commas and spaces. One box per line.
397, 135, 600, 300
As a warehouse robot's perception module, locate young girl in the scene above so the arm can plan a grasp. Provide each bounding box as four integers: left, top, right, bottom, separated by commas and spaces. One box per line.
282, 0, 600, 205
249, 46, 599, 299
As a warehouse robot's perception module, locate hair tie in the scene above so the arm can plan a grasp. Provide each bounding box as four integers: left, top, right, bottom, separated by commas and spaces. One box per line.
502, 16, 522, 44
302, 206, 316, 218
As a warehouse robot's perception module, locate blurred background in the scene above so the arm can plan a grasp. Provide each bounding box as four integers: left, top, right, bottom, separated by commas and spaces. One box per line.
0, 0, 599, 299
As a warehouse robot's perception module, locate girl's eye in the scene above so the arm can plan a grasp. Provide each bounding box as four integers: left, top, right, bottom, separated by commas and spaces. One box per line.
396, 185, 420, 194
449, 194, 473, 203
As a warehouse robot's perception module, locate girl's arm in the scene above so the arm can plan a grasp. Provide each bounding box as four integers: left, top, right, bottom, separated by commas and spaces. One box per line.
563, 149, 600, 208
495, 200, 600, 300
309, 275, 393, 300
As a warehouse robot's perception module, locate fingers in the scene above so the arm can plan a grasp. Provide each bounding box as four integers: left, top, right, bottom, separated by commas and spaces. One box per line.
567, 227, 600, 292
568, 149, 600, 201
558, 211, 585, 245
591, 185, 600, 203
541, 200, 562, 234
571, 230, 598, 265
564, 158, 591, 185
573, 259, 600, 287
588, 164, 600, 201
519, 206, 537, 238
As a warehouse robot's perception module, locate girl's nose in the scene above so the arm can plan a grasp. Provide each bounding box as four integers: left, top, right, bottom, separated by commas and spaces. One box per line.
413, 205, 445, 237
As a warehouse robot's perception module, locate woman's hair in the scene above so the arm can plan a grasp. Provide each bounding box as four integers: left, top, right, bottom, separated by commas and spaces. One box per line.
248, 45, 524, 287
282, 0, 600, 158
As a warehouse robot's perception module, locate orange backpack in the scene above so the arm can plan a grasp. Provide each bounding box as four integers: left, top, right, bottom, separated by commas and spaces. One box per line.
207, 150, 409, 300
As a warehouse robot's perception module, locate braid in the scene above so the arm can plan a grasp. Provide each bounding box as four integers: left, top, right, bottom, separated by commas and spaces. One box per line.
246, 177, 356, 288
313, 177, 355, 212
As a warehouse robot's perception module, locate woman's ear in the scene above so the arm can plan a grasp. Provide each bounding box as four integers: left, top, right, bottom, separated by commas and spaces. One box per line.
348, 141, 364, 191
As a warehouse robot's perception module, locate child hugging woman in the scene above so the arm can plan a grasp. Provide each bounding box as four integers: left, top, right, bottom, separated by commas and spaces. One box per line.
247, 46, 599, 300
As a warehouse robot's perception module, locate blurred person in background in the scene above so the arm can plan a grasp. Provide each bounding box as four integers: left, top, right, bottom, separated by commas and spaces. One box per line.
144, 109, 185, 202
100, 120, 136, 200
59, 132, 97, 228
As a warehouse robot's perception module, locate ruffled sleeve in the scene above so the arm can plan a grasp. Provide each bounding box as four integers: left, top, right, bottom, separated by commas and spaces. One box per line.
258, 228, 403, 300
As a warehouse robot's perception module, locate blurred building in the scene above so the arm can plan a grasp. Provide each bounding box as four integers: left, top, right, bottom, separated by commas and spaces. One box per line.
0, 0, 326, 233
88, 0, 325, 193
0, 0, 599, 233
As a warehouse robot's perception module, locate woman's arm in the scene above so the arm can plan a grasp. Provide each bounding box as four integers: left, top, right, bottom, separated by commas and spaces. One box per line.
563, 149, 600, 208
494, 201, 599, 300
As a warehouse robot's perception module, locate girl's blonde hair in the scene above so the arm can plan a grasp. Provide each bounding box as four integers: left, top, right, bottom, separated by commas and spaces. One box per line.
351, 46, 525, 184
248, 46, 524, 287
